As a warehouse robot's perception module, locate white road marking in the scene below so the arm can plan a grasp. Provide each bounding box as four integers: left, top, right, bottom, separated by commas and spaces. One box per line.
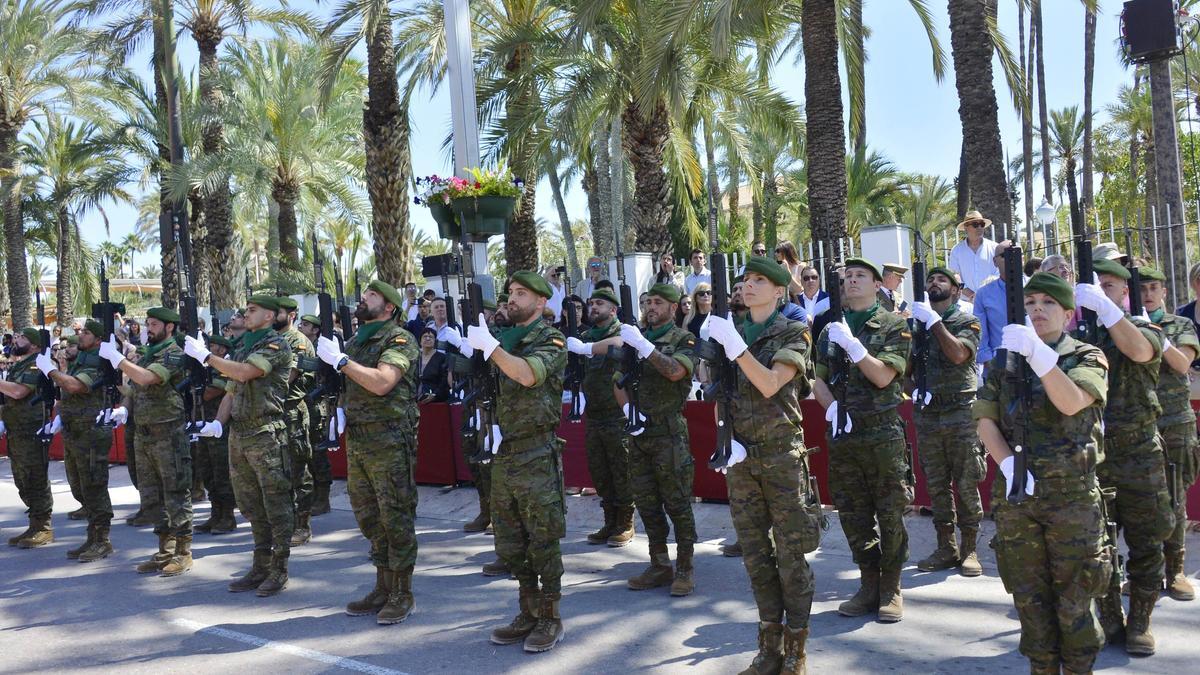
171, 618, 409, 675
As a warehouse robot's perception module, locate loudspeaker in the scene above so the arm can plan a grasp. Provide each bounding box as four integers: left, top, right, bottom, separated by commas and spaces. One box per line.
1123, 0, 1180, 62
421, 253, 459, 278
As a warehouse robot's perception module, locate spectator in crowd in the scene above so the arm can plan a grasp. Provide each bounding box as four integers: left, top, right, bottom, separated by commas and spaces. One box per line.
415, 327, 450, 403
403, 282, 420, 321
429, 297, 460, 335
545, 265, 567, 321
656, 252, 686, 293
576, 257, 606, 301
948, 210, 999, 302
405, 298, 430, 336
751, 241, 767, 257
796, 265, 828, 322
684, 282, 712, 339
684, 249, 711, 295
971, 239, 1016, 372
773, 240, 805, 299
675, 293, 692, 328
1023, 257, 1043, 278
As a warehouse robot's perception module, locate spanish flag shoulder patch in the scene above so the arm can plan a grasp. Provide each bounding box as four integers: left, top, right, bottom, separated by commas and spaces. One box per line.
267, 343, 280, 350
900, 332, 912, 339
393, 336, 408, 345
551, 338, 565, 348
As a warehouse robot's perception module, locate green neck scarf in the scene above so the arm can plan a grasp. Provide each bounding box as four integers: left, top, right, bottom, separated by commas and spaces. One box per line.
1149, 307, 1166, 324
585, 317, 616, 341
843, 302, 880, 335
241, 328, 271, 350
742, 310, 779, 346
142, 337, 176, 359
501, 318, 540, 352
938, 303, 958, 320
643, 321, 674, 342
354, 319, 390, 346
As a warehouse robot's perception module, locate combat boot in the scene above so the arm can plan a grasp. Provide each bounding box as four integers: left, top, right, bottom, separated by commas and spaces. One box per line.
78, 526, 113, 562
780, 625, 809, 675
916, 523, 959, 572
837, 564, 880, 617
345, 567, 389, 615
737, 621, 784, 675
722, 540, 743, 557
490, 589, 540, 644
628, 544, 673, 590
586, 504, 615, 545
136, 533, 175, 573
67, 524, 96, 560
17, 516, 54, 548
256, 553, 289, 597
159, 535, 193, 577
607, 506, 635, 547
523, 592, 564, 652
877, 569, 903, 622
670, 544, 695, 597
463, 491, 490, 533
126, 509, 157, 527
211, 503, 237, 534
1096, 588, 1126, 644
290, 514, 312, 546
194, 507, 217, 534
229, 550, 272, 593
377, 568, 415, 625
958, 526, 983, 577
1125, 588, 1158, 655
311, 484, 331, 516
7, 519, 36, 546
482, 558, 511, 577
1165, 549, 1194, 601
68, 507, 87, 520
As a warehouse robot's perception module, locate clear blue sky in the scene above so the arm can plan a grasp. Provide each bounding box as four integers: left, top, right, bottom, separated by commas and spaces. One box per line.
78, 1, 1132, 264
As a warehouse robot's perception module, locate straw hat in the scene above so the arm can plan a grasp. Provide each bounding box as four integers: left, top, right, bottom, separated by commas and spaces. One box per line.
956, 210, 992, 231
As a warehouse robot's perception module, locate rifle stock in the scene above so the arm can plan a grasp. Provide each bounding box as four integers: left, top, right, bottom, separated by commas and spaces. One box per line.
910, 257, 929, 410
93, 262, 126, 428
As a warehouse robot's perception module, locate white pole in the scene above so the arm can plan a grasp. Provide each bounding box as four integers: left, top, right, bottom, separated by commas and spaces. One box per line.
1109, 210, 1116, 241
807, 241, 813, 263
1152, 205, 1161, 266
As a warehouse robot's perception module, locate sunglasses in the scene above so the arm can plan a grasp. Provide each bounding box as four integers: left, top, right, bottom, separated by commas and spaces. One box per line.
753, 249, 767, 255
696, 290, 712, 296
588, 262, 602, 268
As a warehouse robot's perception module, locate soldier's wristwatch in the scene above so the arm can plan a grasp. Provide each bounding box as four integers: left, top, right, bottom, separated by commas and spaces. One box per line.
336, 355, 350, 372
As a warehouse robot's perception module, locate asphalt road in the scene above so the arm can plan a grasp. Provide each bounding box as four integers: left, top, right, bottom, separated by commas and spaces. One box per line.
1, 458, 1197, 673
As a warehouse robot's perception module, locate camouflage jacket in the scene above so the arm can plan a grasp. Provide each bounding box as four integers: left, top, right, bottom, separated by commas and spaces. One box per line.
914, 304, 980, 409
1097, 316, 1163, 434
495, 318, 567, 442
130, 339, 186, 425
616, 322, 695, 433
974, 333, 1108, 481
580, 318, 622, 422
1, 353, 42, 430
59, 349, 105, 422
224, 329, 292, 433
815, 304, 911, 418
202, 366, 230, 420
1155, 311, 1200, 428
343, 319, 418, 427
730, 312, 812, 448
279, 326, 312, 418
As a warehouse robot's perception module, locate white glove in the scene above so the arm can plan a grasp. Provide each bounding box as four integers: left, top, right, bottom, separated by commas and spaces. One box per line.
183, 331, 211, 364
828, 321, 868, 363
106, 406, 128, 427
193, 419, 224, 438
0, 420, 5, 437
706, 314, 748, 360
910, 301, 941, 329
698, 315, 712, 341
35, 348, 57, 376
317, 335, 346, 368
824, 400, 853, 438
327, 407, 346, 441
438, 326, 462, 348
566, 337, 593, 355
1000, 324, 1059, 377
486, 424, 503, 454
98, 335, 125, 369
1074, 283, 1124, 328
715, 432, 748, 475
466, 313, 499, 360
622, 402, 648, 436
619, 323, 655, 359
999, 454, 1036, 497
1164, 336, 1173, 351
911, 388, 933, 407
40, 415, 62, 436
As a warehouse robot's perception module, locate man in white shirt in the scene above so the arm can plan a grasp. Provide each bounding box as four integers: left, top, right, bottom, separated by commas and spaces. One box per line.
948, 210, 999, 302
683, 248, 711, 295
797, 265, 827, 321
403, 282, 420, 322
545, 265, 567, 321
575, 256, 606, 301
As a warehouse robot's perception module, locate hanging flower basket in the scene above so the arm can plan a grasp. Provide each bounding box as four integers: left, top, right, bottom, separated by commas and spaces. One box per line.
452, 195, 517, 236
429, 201, 459, 239
417, 167, 523, 238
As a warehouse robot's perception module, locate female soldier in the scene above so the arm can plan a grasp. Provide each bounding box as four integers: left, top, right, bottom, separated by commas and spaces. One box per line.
975, 272, 1112, 675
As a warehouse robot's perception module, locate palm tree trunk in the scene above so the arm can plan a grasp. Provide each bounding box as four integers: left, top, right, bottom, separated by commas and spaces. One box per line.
591, 120, 613, 257
267, 199, 280, 282
188, 189, 208, 297
1034, 1, 1052, 204
610, 116, 624, 247
728, 155, 744, 245
1019, 1, 1035, 230
956, 138, 970, 220
0, 120, 30, 329
623, 100, 672, 256
703, 116, 722, 235
1149, 59, 1188, 294
196, 26, 238, 310
1082, 5, 1096, 210
503, 43, 540, 275
949, 0, 1011, 236
763, 171, 779, 249
272, 178, 300, 273
583, 163, 604, 257
1066, 156, 1082, 238
751, 190, 763, 244
803, 0, 848, 253
154, 29, 179, 310
55, 208, 73, 326
548, 167, 579, 279
363, 18, 409, 286
505, 182, 539, 275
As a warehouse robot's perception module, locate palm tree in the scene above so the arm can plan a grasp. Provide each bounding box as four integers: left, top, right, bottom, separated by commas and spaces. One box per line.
1081, 0, 1097, 210
802, 0, 848, 253
845, 149, 906, 238
1032, 0, 1051, 205
121, 232, 144, 277
1046, 106, 1084, 238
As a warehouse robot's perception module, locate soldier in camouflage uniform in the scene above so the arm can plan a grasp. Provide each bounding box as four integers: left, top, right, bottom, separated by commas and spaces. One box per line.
564, 287, 636, 547
186, 296, 294, 596
464, 271, 567, 653
0, 329, 55, 548
316, 281, 419, 625
1076, 257, 1173, 655
1140, 267, 1199, 601
705, 257, 819, 675
975, 272, 1112, 675
98, 307, 193, 576
193, 336, 237, 534
274, 297, 316, 545
611, 284, 698, 597
909, 267, 986, 577
814, 258, 912, 623
298, 315, 333, 516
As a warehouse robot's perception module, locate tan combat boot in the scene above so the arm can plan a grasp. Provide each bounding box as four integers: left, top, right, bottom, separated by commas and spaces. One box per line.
586, 504, 615, 545
229, 550, 272, 593
311, 484, 331, 516
738, 621, 784, 675
1165, 549, 1194, 601
837, 564, 880, 617
345, 567, 389, 615
463, 492, 490, 533
7, 519, 36, 546
916, 523, 959, 572
523, 592, 564, 652
1096, 587, 1126, 644
159, 535, 193, 577
290, 514, 312, 546
377, 568, 415, 625
780, 625, 809, 675
670, 544, 695, 597
877, 569, 903, 622
67, 524, 96, 560
126, 509, 157, 527
136, 533, 175, 573
490, 589, 541, 644
256, 553, 289, 597
628, 544, 673, 590
211, 503, 237, 534
78, 526, 114, 562
17, 516, 54, 548
1125, 587, 1158, 656
607, 506, 635, 547
958, 526, 983, 577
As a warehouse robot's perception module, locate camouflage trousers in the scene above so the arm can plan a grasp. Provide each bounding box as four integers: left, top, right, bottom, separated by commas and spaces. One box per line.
62, 420, 113, 528
1160, 421, 1199, 554
828, 417, 911, 571
347, 421, 418, 572
306, 408, 333, 488
585, 418, 634, 509
131, 420, 165, 517
629, 423, 696, 547
285, 409, 313, 517
991, 476, 1109, 673
1099, 429, 1175, 592
492, 436, 566, 594
726, 439, 816, 627
197, 436, 235, 508
915, 405, 985, 529
6, 431, 52, 519
463, 431, 492, 507
134, 421, 192, 538
230, 424, 294, 560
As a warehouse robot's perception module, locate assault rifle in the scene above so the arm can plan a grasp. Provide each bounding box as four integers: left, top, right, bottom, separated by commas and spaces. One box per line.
1001, 243, 1033, 504
334, 261, 355, 342
308, 235, 343, 450
563, 260, 584, 422
458, 239, 498, 464
93, 262, 126, 428
699, 191, 737, 469
614, 236, 645, 434
175, 239, 206, 439
824, 244, 850, 436
32, 287, 57, 452
1073, 235, 1097, 344
1124, 228, 1144, 319
910, 247, 930, 410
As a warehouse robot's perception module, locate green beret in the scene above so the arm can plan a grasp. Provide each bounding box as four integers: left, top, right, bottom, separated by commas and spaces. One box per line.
1139, 266, 1166, 282
276, 296, 298, 311
589, 288, 620, 306
497, 293, 509, 303
926, 266, 960, 287
509, 271, 553, 299
65, 335, 79, 346
648, 283, 682, 303
844, 257, 883, 282
247, 294, 283, 312
366, 279, 404, 309
483, 298, 497, 311
83, 319, 104, 336
1024, 272, 1076, 310
146, 306, 181, 324
20, 327, 44, 348
208, 335, 234, 349
743, 255, 792, 287
300, 314, 321, 326
1092, 258, 1130, 281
